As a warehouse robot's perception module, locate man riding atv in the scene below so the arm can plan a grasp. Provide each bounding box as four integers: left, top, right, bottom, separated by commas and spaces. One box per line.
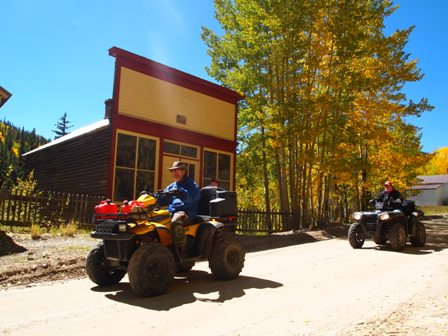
348, 180, 426, 251
376, 180, 402, 206
86, 161, 245, 297
158, 161, 200, 248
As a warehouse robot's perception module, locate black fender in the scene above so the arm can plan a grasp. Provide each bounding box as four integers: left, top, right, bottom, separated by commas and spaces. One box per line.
196, 221, 223, 259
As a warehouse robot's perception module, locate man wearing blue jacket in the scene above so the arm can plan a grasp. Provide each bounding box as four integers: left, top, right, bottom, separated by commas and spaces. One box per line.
158, 161, 200, 246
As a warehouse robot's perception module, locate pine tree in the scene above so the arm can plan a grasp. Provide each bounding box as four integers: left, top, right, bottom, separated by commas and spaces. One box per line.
0, 120, 49, 189
52, 112, 73, 139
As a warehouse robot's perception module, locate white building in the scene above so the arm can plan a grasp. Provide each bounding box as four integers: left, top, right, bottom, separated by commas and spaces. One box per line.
411, 175, 448, 206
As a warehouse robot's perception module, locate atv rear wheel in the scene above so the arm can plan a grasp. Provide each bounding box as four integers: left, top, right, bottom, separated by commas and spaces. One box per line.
388, 222, 406, 251
209, 234, 245, 280
410, 219, 426, 247
348, 223, 365, 248
86, 242, 126, 286
128, 243, 176, 297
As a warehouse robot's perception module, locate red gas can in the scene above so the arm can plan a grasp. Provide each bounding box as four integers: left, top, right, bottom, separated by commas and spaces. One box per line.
94, 199, 118, 219
120, 200, 132, 214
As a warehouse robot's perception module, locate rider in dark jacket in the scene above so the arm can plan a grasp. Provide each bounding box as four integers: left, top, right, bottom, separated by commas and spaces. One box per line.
376, 180, 402, 205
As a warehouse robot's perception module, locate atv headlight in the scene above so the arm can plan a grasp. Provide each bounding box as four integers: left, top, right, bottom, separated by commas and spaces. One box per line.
379, 213, 390, 221
353, 212, 362, 221
118, 223, 127, 232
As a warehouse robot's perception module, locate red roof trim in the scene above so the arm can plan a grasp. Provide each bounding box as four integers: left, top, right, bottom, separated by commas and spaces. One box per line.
108, 46, 243, 105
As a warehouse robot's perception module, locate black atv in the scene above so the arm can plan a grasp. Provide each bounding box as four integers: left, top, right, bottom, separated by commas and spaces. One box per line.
348, 199, 426, 251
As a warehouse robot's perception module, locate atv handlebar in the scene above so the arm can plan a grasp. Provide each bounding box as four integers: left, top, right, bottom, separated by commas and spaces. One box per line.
155, 189, 183, 198
141, 189, 182, 199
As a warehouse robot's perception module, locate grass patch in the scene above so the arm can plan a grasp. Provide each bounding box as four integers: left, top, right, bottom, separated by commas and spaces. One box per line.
420, 206, 448, 215
57, 222, 78, 237
30, 224, 42, 240
61, 245, 92, 253
1, 222, 92, 237
0, 224, 30, 234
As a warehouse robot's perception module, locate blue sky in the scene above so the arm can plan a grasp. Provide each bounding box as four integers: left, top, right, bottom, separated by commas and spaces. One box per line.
1, 0, 446, 153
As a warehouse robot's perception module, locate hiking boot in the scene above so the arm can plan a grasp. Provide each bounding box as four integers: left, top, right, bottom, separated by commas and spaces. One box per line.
173, 223, 187, 246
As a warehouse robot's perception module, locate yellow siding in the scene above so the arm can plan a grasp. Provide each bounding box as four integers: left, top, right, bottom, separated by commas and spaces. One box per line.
118, 67, 235, 141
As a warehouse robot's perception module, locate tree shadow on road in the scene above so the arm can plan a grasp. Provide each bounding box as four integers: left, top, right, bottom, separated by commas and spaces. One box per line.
238, 225, 349, 253
91, 271, 282, 311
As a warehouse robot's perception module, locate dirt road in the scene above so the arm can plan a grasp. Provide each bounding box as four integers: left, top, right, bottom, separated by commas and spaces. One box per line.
1, 218, 447, 336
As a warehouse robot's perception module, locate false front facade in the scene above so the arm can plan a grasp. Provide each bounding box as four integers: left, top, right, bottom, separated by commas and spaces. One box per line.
24, 47, 242, 201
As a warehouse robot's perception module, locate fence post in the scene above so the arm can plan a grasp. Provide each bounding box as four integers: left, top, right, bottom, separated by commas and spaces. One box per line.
0, 189, 8, 224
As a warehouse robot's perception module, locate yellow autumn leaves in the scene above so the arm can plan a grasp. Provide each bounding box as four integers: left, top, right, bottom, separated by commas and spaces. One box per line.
204, 0, 432, 226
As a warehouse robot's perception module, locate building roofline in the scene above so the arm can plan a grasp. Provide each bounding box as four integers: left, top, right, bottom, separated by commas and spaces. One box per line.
416, 174, 448, 185
0, 86, 12, 109
108, 46, 243, 105
411, 183, 443, 191
23, 119, 110, 156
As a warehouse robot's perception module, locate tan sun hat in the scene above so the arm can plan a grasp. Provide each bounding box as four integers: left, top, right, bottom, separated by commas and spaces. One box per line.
168, 161, 187, 171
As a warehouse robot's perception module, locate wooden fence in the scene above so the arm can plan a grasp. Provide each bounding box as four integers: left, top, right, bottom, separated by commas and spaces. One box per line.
0, 188, 297, 234
237, 209, 299, 234
0, 188, 103, 228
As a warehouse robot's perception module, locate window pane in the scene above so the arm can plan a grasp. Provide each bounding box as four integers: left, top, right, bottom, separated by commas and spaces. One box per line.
136, 171, 155, 194
203, 151, 217, 179
218, 153, 231, 180
164, 142, 180, 155
181, 145, 197, 158
219, 180, 230, 190
138, 138, 156, 170
187, 164, 195, 179
114, 168, 134, 201
203, 178, 211, 188
116, 134, 136, 168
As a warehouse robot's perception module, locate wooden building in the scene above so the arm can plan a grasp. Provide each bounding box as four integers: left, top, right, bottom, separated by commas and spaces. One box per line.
0, 86, 12, 109
24, 47, 242, 201
410, 175, 448, 206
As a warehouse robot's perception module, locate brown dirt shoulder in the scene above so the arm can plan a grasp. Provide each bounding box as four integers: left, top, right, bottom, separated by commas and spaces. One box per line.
0, 226, 348, 290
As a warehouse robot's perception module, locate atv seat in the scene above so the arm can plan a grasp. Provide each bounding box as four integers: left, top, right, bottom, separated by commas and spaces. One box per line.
192, 215, 211, 224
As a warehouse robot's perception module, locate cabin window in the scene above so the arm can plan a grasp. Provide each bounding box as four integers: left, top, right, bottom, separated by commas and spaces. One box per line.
114, 132, 158, 201
203, 149, 232, 190
163, 141, 198, 159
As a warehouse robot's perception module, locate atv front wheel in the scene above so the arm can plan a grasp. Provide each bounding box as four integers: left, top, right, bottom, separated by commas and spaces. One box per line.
86, 242, 126, 286
388, 222, 406, 251
348, 223, 365, 248
410, 219, 426, 247
128, 243, 176, 297
209, 234, 245, 280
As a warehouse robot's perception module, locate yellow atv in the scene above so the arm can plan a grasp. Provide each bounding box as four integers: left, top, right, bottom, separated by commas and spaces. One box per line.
86, 190, 245, 297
